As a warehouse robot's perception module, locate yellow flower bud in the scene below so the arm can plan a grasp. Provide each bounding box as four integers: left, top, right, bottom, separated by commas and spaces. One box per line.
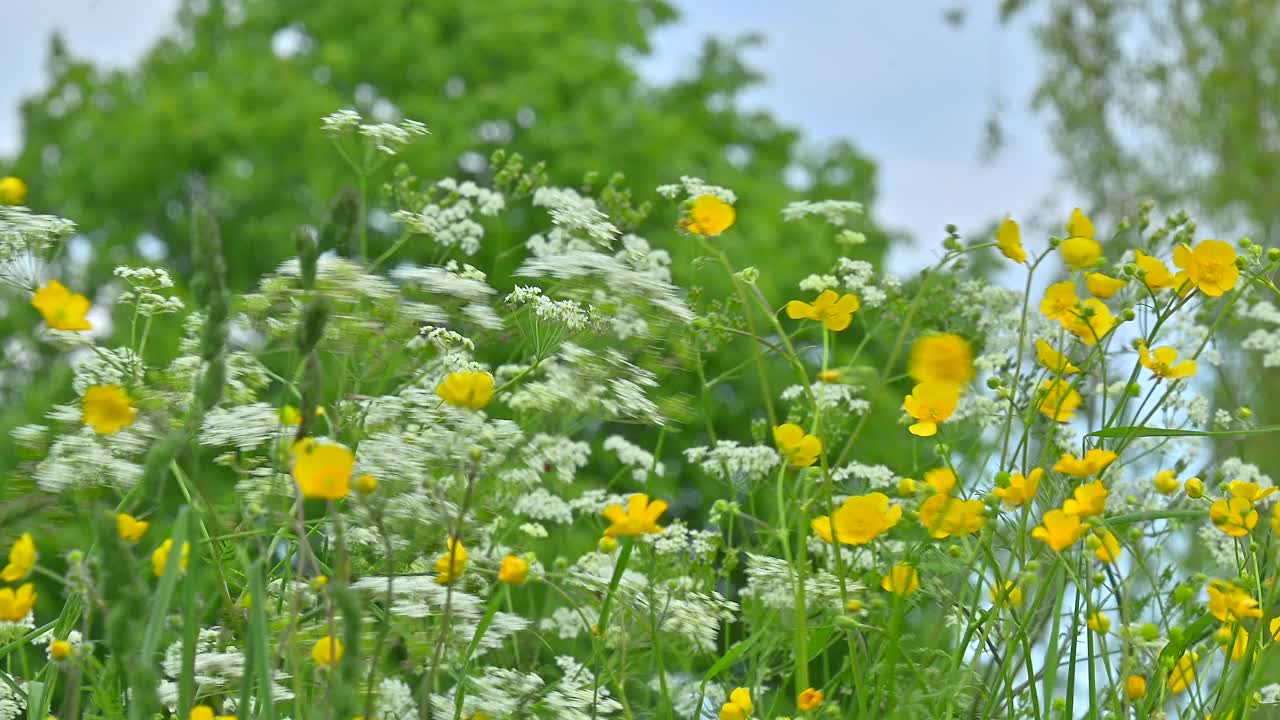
50, 640, 73, 661
1124, 675, 1147, 701
1185, 477, 1205, 498
355, 473, 378, 495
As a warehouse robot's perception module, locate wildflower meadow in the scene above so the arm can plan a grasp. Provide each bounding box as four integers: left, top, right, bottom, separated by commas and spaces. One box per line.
3, 103, 1280, 720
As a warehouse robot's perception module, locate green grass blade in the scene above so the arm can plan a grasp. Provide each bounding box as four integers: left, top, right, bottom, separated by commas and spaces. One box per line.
1088, 424, 1280, 439
142, 506, 191, 660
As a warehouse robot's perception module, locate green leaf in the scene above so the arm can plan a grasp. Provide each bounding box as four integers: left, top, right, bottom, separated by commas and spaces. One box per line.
702, 632, 760, 684
142, 506, 191, 661
1088, 425, 1280, 439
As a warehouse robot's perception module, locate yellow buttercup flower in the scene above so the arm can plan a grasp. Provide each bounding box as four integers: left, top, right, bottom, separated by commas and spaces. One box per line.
1124, 675, 1147, 701
1138, 344, 1196, 380
797, 688, 824, 711
1084, 272, 1125, 298
908, 333, 974, 385
989, 581, 1023, 607
602, 493, 667, 536
0, 583, 37, 622
1040, 281, 1080, 323
1086, 611, 1110, 634
719, 687, 752, 720
1209, 496, 1257, 537
1134, 250, 1175, 290
1167, 652, 1197, 693
436, 370, 495, 410
996, 215, 1026, 264
311, 636, 344, 667
1063, 298, 1117, 345
681, 194, 735, 236
0, 176, 28, 205
785, 289, 861, 331
924, 467, 958, 494
1035, 339, 1079, 375
902, 381, 959, 437
919, 493, 985, 539
994, 468, 1041, 508
1038, 378, 1082, 422
1152, 469, 1180, 495
772, 423, 822, 467
1173, 240, 1238, 297
354, 473, 379, 495
1031, 509, 1085, 551
1053, 449, 1117, 477
1185, 477, 1205, 498
1207, 580, 1262, 622
151, 539, 190, 577
1060, 208, 1102, 269
1226, 480, 1277, 503
1216, 625, 1248, 662
1270, 616, 1280, 641
881, 564, 920, 597
816, 369, 843, 383
291, 438, 355, 501
190, 707, 238, 720
82, 384, 137, 434
811, 492, 902, 545
116, 513, 150, 543
1, 533, 36, 583
50, 639, 73, 661
434, 537, 469, 584
1062, 480, 1108, 518
32, 280, 93, 331
1093, 529, 1122, 564
498, 555, 529, 585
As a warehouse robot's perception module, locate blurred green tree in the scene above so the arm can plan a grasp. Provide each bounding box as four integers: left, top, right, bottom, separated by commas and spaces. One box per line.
9, 0, 888, 292
1005, 0, 1280, 486
1003, 0, 1279, 239
5, 0, 916, 481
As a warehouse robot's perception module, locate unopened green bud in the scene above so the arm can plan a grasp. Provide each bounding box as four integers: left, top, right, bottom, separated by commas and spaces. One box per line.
1122, 308, 1136, 321
1172, 585, 1194, 603
986, 376, 1001, 390
1127, 382, 1142, 397
1140, 623, 1160, 641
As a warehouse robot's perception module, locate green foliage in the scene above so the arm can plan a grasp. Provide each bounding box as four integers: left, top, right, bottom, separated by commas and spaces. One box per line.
9, 0, 888, 294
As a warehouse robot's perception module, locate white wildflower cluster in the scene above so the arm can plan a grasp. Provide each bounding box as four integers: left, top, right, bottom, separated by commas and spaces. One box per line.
603, 434, 664, 483
655, 175, 737, 204
393, 264, 495, 302
437, 177, 505, 216
513, 488, 574, 524
33, 429, 142, 492
781, 199, 863, 226
781, 382, 869, 416
0, 673, 25, 720
360, 120, 429, 154
799, 257, 896, 308
114, 265, 184, 316
1242, 299, 1280, 366
532, 186, 618, 244
322, 108, 429, 154
684, 441, 780, 488
740, 553, 849, 612
831, 461, 898, 490
0, 206, 77, 286
506, 285, 596, 332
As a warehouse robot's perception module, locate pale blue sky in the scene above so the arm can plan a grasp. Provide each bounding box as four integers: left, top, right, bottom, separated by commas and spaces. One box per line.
0, 1, 1066, 252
